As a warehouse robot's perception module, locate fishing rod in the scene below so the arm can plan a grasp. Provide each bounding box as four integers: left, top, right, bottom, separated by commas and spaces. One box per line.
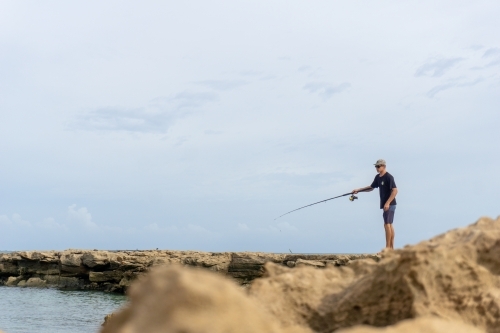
274, 188, 370, 220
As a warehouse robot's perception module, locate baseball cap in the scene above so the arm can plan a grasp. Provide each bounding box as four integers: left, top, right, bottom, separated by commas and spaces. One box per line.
374, 159, 386, 166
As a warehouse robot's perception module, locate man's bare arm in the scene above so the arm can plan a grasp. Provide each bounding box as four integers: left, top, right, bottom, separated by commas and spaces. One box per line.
383, 188, 398, 210
352, 186, 374, 194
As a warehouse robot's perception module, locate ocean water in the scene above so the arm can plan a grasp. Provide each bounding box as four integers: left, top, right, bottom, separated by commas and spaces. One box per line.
0, 287, 127, 333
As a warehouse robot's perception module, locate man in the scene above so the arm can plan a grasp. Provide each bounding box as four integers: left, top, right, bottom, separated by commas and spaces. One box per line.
352, 159, 398, 250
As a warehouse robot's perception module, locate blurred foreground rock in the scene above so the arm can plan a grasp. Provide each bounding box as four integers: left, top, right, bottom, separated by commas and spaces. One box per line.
100, 265, 307, 333
336, 317, 485, 333
249, 216, 500, 333
100, 217, 497, 333
0, 249, 377, 293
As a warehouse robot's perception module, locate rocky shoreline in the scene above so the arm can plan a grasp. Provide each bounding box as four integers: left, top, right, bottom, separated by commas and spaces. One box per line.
0, 250, 379, 293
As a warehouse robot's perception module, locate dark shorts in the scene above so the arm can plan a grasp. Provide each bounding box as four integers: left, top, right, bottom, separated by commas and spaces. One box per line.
383, 205, 396, 224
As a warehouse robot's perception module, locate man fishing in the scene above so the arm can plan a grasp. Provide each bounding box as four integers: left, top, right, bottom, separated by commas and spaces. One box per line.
352, 159, 398, 250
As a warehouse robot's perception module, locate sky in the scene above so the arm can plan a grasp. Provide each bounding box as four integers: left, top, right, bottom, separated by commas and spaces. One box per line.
0, 1, 499, 253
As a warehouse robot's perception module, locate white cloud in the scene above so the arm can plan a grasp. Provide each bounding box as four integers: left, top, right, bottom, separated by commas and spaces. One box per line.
277, 221, 298, 232
67, 205, 97, 229
186, 224, 216, 234
0, 215, 12, 226
12, 214, 31, 227
36, 217, 68, 230
257, 222, 298, 233
0, 214, 31, 227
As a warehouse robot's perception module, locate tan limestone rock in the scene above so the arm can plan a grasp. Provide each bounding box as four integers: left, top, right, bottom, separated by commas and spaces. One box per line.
89, 271, 124, 283
101, 265, 307, 333
60, 251, 83, 267
295, 259, 326, 268
5, 276, 22, 286
249, 216, 500, 333
25, 277, 46, 287
82, 251, 117, 268
336, 317, 485, 333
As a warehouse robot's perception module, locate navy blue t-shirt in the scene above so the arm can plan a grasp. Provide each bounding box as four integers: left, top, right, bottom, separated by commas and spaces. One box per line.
371, 172, 397, 209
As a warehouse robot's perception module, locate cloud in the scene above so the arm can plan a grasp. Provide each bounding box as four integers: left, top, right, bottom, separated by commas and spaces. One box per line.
427, 77, 484, 98
257, 221, 298, 233
36, 217, 68, 230
0, 214, 31, 227
303, 82, 350, 100
415, 57, 464, 77
195, 80, 248, 91
0, 214, 67, 230
0, 215, 10, 226
483, 48, 500, 58
72, 92, 217, 133
277, 221, 298, 232
12, 214, 31, 227
186, 224, 214, 234
67, 204, 97, 229
482, 48, 500, 67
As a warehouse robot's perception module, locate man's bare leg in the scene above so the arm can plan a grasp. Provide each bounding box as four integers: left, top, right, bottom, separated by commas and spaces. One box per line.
384, 224, 392, 249
389, 224, 395, 249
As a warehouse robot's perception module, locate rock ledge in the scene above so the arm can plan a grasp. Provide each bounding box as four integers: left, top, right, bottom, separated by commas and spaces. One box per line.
0, 250, 378, 293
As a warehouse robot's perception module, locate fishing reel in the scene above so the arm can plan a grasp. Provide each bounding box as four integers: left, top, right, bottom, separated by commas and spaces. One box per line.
349, 194, 358, 202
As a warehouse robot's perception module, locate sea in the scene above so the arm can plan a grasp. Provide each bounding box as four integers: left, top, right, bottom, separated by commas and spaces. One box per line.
0, 287, 127, 333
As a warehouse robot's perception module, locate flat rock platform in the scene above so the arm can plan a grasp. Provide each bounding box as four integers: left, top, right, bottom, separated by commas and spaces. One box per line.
0, 250, 379, 293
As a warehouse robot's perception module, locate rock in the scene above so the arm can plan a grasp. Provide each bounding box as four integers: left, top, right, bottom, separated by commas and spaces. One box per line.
100, 265, 307, 333
18, 251, 59, 263
26, 277, 46, 287
102, 313, 114, 326
44, 275, 60, 285
0, 261, 19, 275
89, 271, 124, 283
118, 272, 139, 289
58, 277, 84, 289
0, 249, 381, 292
249, 216, 500, 333
227, 252, 286, 284
82, 251, 109, 267
295, 259, 326, 268
5, 276, 22, 286
336, 317, 485, 333
17, 280, 27, 287
60, 251, 83, 267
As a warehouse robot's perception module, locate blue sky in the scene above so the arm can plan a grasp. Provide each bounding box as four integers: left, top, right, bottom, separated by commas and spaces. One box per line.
1, 1, 499, 252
